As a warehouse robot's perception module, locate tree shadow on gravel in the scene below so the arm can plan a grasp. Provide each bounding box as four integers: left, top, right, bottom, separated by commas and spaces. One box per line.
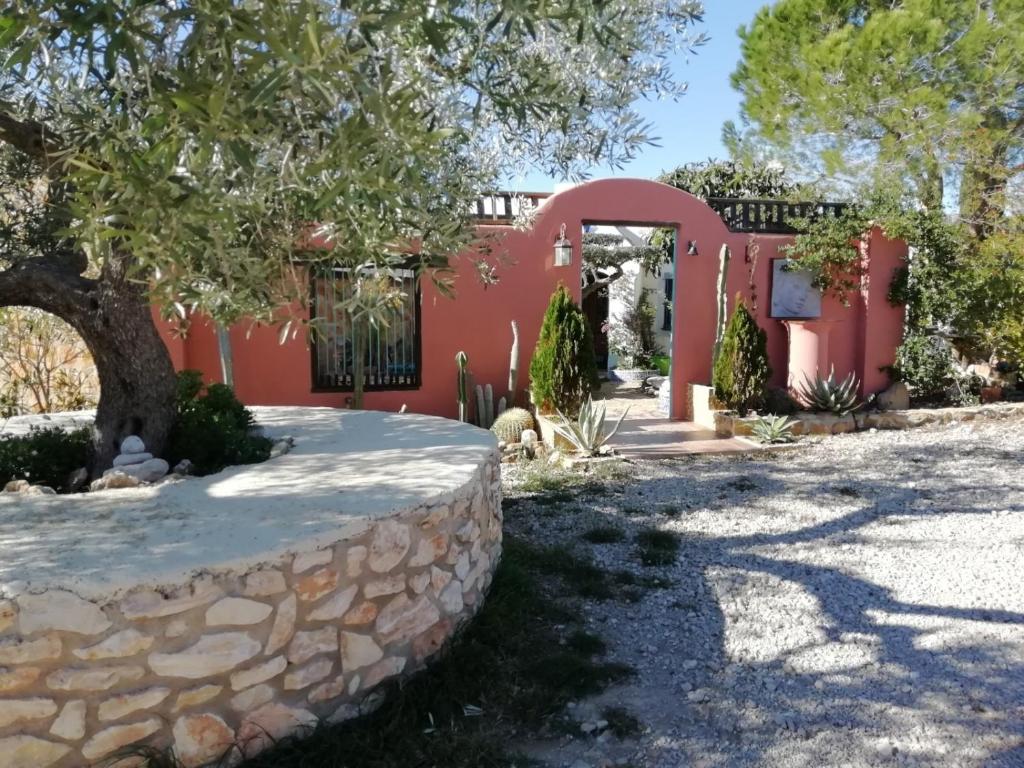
503, 436, 1024, 766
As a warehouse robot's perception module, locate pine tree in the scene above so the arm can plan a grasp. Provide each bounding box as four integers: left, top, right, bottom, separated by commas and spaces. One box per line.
712, 298, 771, 415
529, 285, 599, 415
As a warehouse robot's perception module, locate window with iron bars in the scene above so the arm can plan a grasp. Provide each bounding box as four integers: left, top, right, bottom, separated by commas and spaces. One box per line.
310, 268, 421, 392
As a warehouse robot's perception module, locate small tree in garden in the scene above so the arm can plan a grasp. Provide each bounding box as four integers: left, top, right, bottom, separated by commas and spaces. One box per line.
530, 286, 599, 415
712, 298, 771, 415
609, 289, 662, 369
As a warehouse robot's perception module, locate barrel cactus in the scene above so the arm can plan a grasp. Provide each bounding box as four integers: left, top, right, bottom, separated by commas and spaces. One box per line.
490, 407, 535, 444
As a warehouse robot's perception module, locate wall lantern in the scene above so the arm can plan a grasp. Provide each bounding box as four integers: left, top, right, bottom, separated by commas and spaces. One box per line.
686, 240, 699, 256
553, 223, 573, 267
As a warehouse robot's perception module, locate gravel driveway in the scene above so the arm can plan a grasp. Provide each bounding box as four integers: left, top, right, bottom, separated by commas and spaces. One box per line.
505, 419, 1024, 767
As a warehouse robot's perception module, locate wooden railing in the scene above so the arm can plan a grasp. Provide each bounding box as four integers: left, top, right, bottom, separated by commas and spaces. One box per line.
705, 198, 849, 234
470, 192, 551, 222
470, 192, 848, 233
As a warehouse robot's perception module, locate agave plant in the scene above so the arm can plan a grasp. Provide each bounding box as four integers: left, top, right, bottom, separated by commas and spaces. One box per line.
798, 367, 860, 415
751, 414, 797, 444
550, 396, 629, 456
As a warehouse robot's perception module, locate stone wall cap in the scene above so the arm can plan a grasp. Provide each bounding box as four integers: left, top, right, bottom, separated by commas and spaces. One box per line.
0, 408, 497, 601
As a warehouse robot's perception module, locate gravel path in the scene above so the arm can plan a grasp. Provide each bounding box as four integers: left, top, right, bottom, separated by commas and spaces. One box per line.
504, 420, 1024, 767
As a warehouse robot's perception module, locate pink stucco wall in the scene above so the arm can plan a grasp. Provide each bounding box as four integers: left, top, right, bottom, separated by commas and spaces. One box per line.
156, 179, 907, 421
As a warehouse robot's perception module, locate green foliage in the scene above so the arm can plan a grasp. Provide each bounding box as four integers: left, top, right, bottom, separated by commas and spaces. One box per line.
166, 371, 272, 476
490, 408, 535, 444
610, 289, 662, 369
456, 351, 469, 423
0, 426, 91, 492
751, 415, 797, 444
783, 208, 868, 300
529, 286, 599, 415
712, 300, 771, 415
582, 233, 667, 285
550, 396, 629, 457
658, 157, 802, 200
651, 355, 671, 377
892, 335, 956, 400
762, 386, 798, 416
731, 2, 1024, 364
731, 1, 1024, 218
636, 529, 680, 567
1, 1, 705, 328
798, 367, 860, 415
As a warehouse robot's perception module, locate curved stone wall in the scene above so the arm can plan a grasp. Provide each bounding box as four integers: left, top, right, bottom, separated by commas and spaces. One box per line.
0, 408, 502, 767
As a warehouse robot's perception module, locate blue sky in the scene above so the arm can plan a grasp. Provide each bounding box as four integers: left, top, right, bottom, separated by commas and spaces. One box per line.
512, 0, 772, 191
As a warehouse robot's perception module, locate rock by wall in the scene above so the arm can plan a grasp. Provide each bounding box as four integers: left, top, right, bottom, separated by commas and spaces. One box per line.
0, 454, 501, 767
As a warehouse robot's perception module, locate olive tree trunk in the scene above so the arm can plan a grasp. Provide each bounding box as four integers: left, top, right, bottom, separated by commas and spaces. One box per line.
0, 258, 177, 475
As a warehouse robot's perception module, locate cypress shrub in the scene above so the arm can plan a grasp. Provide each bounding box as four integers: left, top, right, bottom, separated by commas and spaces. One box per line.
529, 285, 599, 415
712, 298, 771, 415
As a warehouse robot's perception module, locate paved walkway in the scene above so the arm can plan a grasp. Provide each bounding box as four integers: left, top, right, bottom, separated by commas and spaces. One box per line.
601, 382, 757, 458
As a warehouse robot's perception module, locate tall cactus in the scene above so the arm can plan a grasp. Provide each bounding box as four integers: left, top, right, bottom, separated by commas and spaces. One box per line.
712, 244, 731, 372
475, 385, 485, 428
455, 351, 469, 422
484, 384, 494, 428
508, 320, 520, 406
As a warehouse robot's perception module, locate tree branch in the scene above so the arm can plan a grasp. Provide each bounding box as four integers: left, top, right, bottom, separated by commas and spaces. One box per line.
0, 112, 62, 161
0, 259, 95, 315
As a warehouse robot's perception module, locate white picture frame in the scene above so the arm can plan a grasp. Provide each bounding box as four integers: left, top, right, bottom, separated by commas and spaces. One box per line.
770, 259, 822, 319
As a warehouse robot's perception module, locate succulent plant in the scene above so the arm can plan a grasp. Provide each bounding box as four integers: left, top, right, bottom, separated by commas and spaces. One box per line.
490, 407, 535, 444
455, 351, 469, 422
751, 414, 797, 444
550, 396, 629, 456
798, 367, 860, 415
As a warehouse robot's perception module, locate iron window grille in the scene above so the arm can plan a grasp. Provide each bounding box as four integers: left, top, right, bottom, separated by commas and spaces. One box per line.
310, 268, 422, 392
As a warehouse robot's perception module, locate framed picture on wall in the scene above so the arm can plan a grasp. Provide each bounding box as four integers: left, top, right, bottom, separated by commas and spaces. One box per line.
770, 259, 822, 319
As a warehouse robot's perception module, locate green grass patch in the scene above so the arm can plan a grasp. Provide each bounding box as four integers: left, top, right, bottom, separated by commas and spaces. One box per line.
636, 529, 681, 567
581, 525, 626, 544
511, 542, 615, 600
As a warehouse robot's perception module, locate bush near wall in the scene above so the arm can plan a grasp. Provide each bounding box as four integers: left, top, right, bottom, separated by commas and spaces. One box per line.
166, 370, 273, 476
529, 286, 599, 415
0, 426, 92, 491
712, 300, 771, 415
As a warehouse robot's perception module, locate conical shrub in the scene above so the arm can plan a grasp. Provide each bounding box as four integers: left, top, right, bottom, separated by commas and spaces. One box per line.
529, 285, 599, 415
712, 297, 771, 415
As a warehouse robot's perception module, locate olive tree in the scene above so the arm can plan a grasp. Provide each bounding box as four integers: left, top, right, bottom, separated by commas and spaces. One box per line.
0, 1, 704, 471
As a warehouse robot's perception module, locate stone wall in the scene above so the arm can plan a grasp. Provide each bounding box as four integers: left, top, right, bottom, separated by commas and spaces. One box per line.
0, 454, 501, 768
715, 401, 1024, 438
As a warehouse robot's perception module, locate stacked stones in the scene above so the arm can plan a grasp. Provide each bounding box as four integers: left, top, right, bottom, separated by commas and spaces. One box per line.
92, 436, 169, 490
0, 453, 501, 768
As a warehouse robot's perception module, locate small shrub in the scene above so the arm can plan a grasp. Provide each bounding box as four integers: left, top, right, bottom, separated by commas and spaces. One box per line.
762, 385, 798, 415
636, 529, 680, 567
651, 354, 671, 376
712, 299, 771, 415
166, 370, 273, 476
550, 396, 629, 456
530, 285, 599, 415
892, 334, 955, 399
0, 426, 91, 491
751, 414, 797, 444
798, 367, 860, 415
